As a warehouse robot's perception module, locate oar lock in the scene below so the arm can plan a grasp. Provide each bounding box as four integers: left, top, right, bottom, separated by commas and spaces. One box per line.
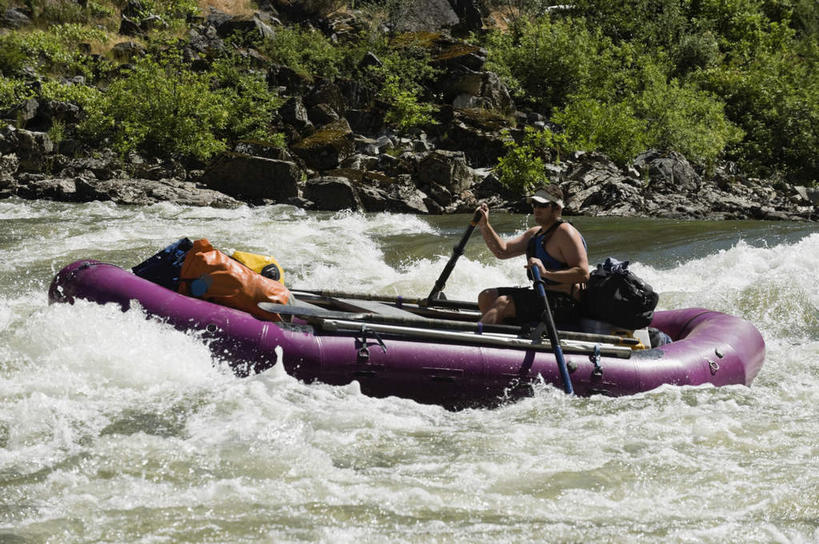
707, 346, 725, 375
589, 344, 603, 377
356, 325, 387, 362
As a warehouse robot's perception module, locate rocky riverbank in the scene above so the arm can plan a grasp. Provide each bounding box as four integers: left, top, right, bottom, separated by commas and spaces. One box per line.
0, 2, 816, 221
2, 121, 816, 220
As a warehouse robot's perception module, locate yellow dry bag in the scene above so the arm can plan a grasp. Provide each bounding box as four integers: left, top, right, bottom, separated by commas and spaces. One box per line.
232, 250, 285, 284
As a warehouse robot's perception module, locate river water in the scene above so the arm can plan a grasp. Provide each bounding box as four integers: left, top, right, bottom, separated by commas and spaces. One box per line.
1, 198, 817, 543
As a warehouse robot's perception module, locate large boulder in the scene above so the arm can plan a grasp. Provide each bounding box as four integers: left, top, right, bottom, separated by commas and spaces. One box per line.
633, 149, 701, 193
392, 0, 459, 31
0, 126, 54, 172
291, 119, 355, 171
207, 10, 277, 40
70, 177, 239, 208
199, 154, 302, 202
1, 7, 32, 28
416, 150, 473, 195
278, 96, 313, 133
434, 107, 511, 167
303, 176, 362, 211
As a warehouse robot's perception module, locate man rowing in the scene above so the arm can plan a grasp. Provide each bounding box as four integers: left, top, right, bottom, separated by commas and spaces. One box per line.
475, 184, 590, 325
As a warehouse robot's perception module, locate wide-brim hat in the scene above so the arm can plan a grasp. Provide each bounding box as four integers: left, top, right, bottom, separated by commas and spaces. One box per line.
527, 187, 564, 208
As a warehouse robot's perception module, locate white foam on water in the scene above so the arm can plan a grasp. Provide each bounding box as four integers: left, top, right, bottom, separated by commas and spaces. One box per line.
1, 200, 817, 542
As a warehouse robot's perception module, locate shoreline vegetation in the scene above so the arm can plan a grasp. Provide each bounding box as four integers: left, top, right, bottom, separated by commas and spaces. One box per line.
0, 0, 816, 220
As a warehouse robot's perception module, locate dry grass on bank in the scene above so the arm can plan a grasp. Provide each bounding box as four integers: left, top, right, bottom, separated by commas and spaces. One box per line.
198, 0, 255, 16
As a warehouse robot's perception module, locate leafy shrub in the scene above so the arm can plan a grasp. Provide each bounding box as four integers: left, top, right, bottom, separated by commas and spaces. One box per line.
0, 39, 28, 76
82, 54, 229, 160
633, 64, 743, 165
0, 24, 109, 78
495, 127, 566, 194
40, 78, 97, 100
0, 77, 34, 110
671, 31, 722, 76
365, 45, 439, 132
569, 0, 690, 49
485, 16, 613, 112
258, 25, 349, 80
700, 44, 818, 182
209, 55, 285, 145
379, 73, 436, 131
553, 97, 647, 164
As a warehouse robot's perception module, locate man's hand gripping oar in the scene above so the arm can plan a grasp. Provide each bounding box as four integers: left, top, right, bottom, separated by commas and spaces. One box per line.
425, 210, 483, 307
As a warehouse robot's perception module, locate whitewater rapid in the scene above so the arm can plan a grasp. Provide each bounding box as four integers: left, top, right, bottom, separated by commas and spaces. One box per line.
1, 199, 817, 543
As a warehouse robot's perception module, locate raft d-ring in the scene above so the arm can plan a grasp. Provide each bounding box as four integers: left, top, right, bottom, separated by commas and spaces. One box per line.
707, 358, 720, 375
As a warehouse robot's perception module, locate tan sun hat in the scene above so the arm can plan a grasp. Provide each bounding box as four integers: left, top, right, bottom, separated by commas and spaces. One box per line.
527, 185, 564, 208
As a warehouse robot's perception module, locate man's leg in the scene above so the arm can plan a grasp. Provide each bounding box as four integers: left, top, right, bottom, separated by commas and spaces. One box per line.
478, 288, 517, 324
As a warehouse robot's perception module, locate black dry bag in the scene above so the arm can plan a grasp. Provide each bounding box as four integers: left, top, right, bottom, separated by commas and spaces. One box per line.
581, 257, 659, 330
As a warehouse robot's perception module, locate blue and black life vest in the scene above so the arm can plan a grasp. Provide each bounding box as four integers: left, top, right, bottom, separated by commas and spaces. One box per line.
525, 220, 587, 285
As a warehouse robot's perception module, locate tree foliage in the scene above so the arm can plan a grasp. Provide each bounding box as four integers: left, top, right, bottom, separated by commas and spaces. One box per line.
496, 127, 567, 193
483, 1, 816, 181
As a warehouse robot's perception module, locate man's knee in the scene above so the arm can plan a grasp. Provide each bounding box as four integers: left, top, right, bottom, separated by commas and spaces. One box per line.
478, 288, 499, 310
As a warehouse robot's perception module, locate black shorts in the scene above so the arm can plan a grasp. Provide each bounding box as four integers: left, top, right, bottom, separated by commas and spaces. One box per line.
496, 287, 580, 326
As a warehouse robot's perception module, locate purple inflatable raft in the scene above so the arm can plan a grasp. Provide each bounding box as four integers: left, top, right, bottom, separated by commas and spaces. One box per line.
49, 260, 765, 408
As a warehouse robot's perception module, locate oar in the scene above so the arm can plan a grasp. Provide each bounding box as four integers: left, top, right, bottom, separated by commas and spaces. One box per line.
425, 210, 483, 306
316, 318, 632, 358
291, 289, 479, 311
257, 302, 638, 346
531, 266, 574, 394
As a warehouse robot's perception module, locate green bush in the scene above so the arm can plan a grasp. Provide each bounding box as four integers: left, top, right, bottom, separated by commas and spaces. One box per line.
700, 43, 818, 182
569, 0, 690, 49
633, 64, 743, 165
0, 77, 34, 110
0, 24, 108, 78
485, 16, 613, 112
553, 97, 647, 164
495, 127, 566, 194
82, 54, 230, 160
379, 73, 436, 131
365, 46, 439, 132
258, 25, 350, 81
209, 55, 285, 145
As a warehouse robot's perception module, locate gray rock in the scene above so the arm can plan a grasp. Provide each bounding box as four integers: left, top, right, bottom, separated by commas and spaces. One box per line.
0, 127, 54, 173
279, 96, 313, 132
3, 99, 39, 125
111, 41, 146, 62
304, 176, 362, 211
417, 150, 473, 194
208, 10, 276, 40
392, 0, 459, 31
291, 119, 355, 171
69, 177, 239, 207
199, 154, 302, 202
14, 176, 78, 201
633, 149, 701, 193
0, 154, 19, 181
307, 103, 340, 127
2, 8, 31, 28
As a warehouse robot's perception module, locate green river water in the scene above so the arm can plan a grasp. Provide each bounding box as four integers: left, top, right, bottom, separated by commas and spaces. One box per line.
0, 198, 817, 543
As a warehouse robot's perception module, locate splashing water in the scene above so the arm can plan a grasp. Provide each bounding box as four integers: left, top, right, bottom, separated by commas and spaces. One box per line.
1, 199, 817, 543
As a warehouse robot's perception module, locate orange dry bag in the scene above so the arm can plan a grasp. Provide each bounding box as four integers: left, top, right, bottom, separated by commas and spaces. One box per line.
178, 239, 290, 321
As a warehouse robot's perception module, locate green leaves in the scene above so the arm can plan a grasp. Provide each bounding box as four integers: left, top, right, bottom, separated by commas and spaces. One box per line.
495, 127, 566, 194
83, 54, 229, 160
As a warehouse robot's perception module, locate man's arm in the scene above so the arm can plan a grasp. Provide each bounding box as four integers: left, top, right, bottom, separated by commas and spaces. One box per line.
476, 204, 536, 259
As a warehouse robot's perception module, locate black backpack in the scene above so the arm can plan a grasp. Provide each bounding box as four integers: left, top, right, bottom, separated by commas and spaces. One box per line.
581, 258, 659, 329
